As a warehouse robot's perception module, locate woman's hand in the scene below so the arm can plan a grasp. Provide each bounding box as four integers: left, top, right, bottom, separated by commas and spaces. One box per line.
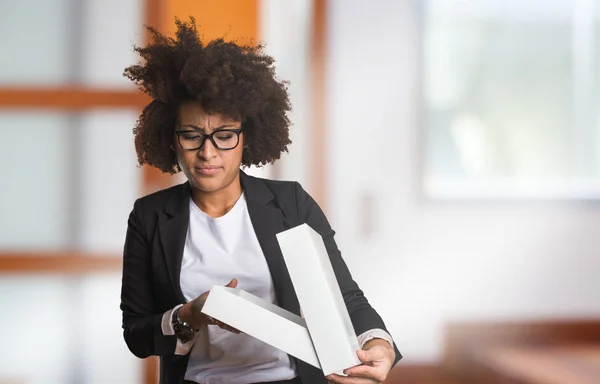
178, 278, 241, 333
326, 339, 395, 384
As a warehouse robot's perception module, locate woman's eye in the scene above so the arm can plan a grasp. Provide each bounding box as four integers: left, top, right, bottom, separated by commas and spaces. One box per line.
183, 134, 201, 140
215, 133, 234, 140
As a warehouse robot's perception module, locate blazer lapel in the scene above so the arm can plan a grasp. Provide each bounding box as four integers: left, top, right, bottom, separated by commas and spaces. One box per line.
242, 172, 301, 316
158, 183, 190, 304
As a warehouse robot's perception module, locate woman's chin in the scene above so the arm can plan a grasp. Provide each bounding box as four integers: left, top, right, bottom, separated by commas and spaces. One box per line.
192, 178, 223, 193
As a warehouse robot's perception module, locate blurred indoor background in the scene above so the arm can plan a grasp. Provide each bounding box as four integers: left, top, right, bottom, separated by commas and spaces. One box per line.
1, 0, 599, 383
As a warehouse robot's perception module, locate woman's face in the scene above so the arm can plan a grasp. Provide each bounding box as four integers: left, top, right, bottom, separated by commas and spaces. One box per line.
174, 101, 244, 194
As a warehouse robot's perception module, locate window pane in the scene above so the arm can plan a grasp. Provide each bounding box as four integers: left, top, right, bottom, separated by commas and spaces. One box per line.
0, 277, 72, 384
423, 0, 600, 198
0, 275, 141, 384
0, 0, 72, 85
0, 110, 141, 251
0, 0, 143, 87
78, 110, 141, 252
79, 274, 142, 384
80, 0, 143, 88
0, 112, 71, 248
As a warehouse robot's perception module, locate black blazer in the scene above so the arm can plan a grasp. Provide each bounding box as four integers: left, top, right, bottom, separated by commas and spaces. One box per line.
120, 171, 401, 384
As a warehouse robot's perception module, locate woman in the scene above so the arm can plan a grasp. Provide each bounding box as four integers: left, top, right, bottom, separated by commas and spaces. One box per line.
120, 18, 401, 384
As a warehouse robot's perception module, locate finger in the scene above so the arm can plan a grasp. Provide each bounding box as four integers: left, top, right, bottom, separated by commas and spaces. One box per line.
212, 318, 241, 334
218, 323, 241, 333
226, 278, 238, 288
212, 318, 224, 327
343, 365, 387, 382
344, 365, 375, 377
325, 373, 376, 384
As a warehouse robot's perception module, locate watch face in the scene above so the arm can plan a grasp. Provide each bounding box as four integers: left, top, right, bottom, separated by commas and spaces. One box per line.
174, 322, 193, 334
172, 308, 195, 342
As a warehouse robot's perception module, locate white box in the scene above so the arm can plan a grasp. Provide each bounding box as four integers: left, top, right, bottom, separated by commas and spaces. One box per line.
201, 285, 321, 369
276, 224, 361, 375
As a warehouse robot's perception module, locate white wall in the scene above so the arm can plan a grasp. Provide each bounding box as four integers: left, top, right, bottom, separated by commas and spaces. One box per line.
256, 0, 314, 187
326, 0, 600, 362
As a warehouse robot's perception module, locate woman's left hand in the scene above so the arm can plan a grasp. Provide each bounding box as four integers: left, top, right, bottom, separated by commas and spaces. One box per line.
326, 339, 395, 384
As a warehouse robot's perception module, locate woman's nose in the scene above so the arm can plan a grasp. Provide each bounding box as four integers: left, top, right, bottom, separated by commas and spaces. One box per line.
197, 137, 217, 159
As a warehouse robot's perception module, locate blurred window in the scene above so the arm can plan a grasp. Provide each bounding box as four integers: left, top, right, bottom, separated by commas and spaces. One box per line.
423, 0, 600, 199
0, 276, 141, 384
0, 112, 71, 248
0, 0, 72, 85
0, 1, 145, 382
0, 110, 140, 251
0, 0, 141, 87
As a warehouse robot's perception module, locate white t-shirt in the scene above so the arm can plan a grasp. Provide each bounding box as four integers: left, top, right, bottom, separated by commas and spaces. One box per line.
181, 193, 296, 384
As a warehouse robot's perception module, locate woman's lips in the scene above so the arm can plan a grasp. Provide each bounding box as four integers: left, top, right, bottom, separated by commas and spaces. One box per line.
195, 166, 221, 176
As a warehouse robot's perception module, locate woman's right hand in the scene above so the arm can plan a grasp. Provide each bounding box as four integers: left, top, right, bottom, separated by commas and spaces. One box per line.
178, 278, 241, 333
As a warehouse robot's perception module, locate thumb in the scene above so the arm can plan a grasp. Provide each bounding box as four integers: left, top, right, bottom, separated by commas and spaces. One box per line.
226, 278, 238, 288
357, 349, 370, 362
358, 348, 383, 363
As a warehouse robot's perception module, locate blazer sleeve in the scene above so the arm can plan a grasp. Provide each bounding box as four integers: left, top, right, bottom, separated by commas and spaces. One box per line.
294, 182, 402, 365
120, 199, 178, 358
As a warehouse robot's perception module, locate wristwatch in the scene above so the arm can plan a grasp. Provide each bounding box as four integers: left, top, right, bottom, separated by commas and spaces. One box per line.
171, 306, 197, 343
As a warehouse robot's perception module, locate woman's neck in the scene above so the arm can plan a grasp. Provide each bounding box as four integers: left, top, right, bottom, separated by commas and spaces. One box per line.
191, 177, 243, 218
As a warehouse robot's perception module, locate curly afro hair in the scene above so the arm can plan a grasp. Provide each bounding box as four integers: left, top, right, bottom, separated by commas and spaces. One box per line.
123, 17, 292, 173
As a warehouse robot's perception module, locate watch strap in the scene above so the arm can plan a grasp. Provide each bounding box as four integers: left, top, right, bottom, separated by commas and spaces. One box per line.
171, 306, 197, 343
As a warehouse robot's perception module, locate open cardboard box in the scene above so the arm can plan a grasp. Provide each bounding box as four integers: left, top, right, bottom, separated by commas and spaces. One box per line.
202, 224, 361, 375
201, 286, 320, 368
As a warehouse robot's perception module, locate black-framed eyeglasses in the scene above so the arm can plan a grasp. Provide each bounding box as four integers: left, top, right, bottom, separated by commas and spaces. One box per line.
175, 127, 243, 151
